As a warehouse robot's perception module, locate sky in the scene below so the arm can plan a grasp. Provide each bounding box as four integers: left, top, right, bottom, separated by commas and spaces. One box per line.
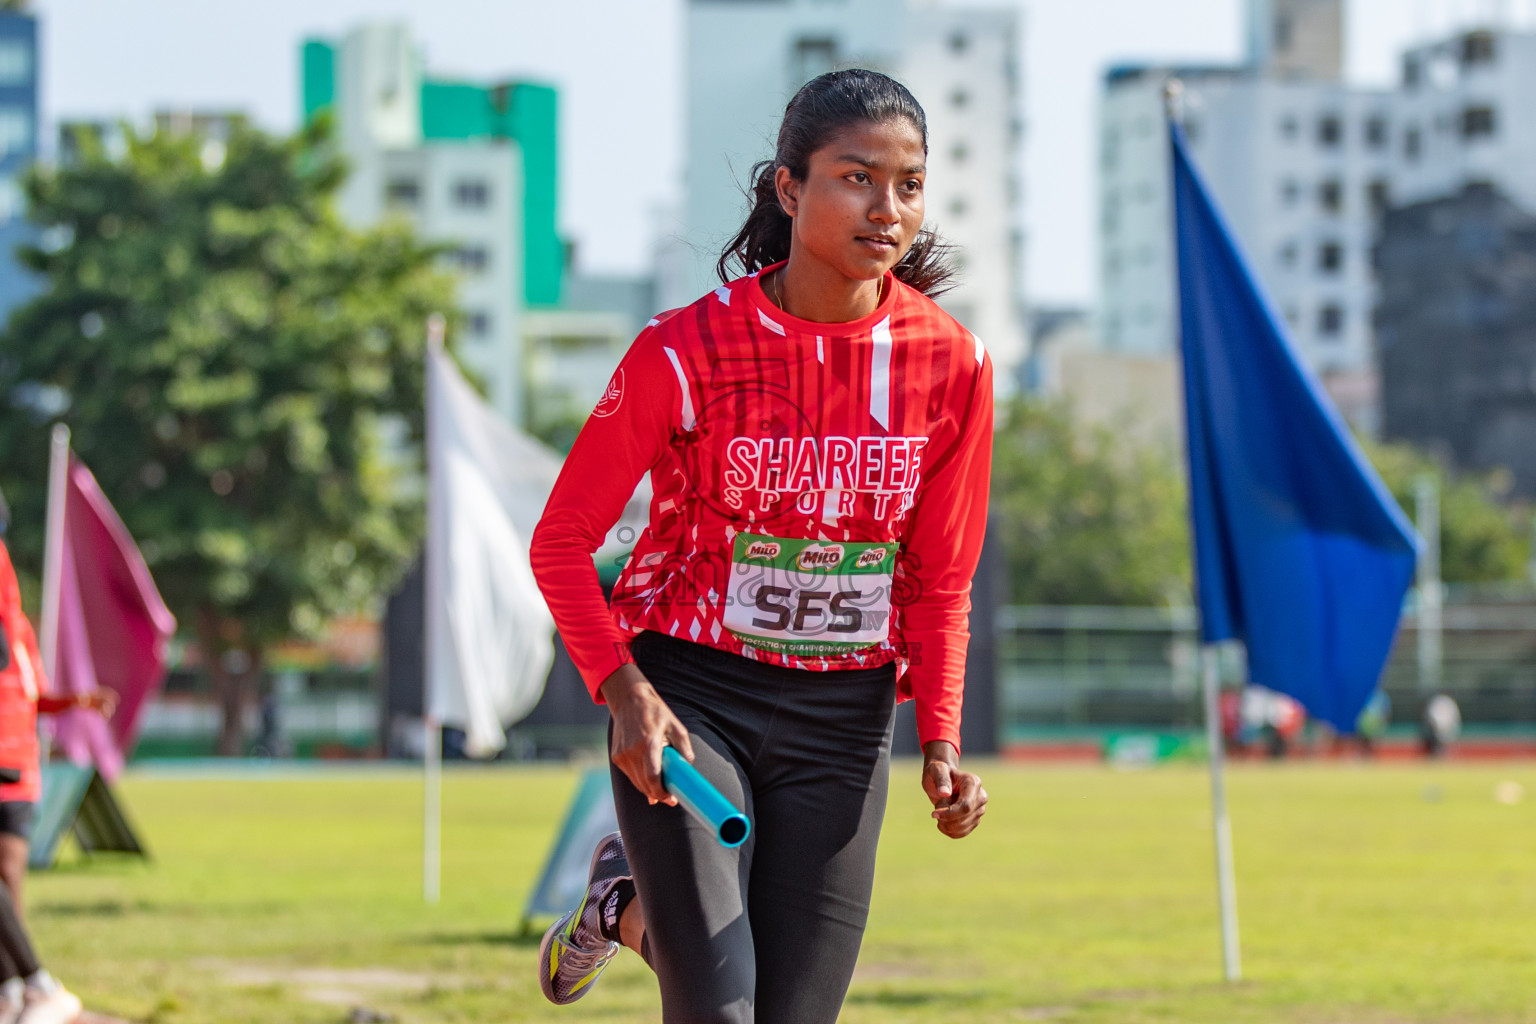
30, 0, 1536, 306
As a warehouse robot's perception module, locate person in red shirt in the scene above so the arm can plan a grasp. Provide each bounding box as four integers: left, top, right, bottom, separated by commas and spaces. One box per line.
0, 488, 105, 1022
533, 69, 990, 1022
0, 494, 115, 921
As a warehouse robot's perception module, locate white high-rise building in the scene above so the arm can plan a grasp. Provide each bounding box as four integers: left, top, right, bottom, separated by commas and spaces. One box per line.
324, 24, 525, 425
1100, 67, 1396, 380
1394, 28, 1536, 215
677, 0, 1026, 393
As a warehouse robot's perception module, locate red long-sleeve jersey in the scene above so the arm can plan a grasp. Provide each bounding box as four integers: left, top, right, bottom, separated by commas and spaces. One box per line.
530, 263, 993, 750
0, 542, 44, 802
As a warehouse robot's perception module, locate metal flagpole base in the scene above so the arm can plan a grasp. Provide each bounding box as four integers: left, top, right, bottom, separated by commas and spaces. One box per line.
1201, 645, 1242, 981
423, 715, 441, 904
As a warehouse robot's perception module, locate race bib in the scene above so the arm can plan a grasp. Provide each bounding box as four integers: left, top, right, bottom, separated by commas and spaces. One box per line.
722, 533, 897, 657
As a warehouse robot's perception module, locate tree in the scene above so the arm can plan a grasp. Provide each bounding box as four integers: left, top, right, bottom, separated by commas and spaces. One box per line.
990, 397, 1190, 606
1361, 441, 1530, 584
0, 118, 456, 754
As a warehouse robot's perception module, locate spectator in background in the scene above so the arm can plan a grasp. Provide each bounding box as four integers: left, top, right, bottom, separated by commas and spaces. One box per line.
0, 486, 109, 1021
0, 486, 115, 921
1422, 693, 1462, 757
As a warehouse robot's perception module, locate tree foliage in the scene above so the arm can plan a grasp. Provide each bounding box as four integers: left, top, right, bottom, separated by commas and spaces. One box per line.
0, 117, 455, 751
988, 397, 1531, 608
990, 397, 1190, 606
1361, 440, 1530, 584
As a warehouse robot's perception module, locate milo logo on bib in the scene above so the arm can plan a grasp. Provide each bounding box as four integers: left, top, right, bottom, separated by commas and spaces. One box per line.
723, 532, 898, 657
796, 544, 843, 570
744, 540, 781, 560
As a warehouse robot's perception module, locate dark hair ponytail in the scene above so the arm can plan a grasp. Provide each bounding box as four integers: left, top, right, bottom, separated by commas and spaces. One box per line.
716, 68, 958, 298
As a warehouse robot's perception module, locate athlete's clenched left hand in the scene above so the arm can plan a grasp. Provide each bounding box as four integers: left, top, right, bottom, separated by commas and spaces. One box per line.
920, 740, 987, 839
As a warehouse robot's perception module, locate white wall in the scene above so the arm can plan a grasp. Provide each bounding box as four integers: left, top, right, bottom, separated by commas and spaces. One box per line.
332, 22, 526, 426
681, 0, 1026, 390
902, 3, 1025, 390
383, 146, 524, 425
1100, 69, 1393, 376
1395, 29, 1536, 215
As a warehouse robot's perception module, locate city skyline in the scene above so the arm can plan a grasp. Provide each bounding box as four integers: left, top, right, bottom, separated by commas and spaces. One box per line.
30, 0, 1536, 306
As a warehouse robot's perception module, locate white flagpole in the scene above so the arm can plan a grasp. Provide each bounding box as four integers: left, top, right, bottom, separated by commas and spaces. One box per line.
1166, 76, 1242, 984
37, 424, 71, 763
1201, 644, 1242, 981
38, 424, 70, 680
423, 314, 446, 905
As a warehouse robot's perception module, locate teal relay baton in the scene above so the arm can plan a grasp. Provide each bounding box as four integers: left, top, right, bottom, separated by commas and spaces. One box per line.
661, 746, 750, 848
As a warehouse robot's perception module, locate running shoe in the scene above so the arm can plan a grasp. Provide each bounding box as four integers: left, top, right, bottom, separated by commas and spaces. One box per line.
15, 984, 81, 1024
538, 831, 630, 1005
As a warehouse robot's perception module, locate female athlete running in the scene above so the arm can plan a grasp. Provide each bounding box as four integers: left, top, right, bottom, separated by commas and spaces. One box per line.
530, 68, 991, 1023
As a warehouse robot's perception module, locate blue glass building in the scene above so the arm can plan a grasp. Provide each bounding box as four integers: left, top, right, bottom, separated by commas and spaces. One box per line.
0, 11, 37, 319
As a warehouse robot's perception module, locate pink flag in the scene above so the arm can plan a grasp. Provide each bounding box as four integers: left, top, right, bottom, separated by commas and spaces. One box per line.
50, 457, 177, 779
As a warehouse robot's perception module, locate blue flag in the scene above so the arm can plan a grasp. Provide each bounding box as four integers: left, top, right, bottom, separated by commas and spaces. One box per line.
1172, 123, 1419, 732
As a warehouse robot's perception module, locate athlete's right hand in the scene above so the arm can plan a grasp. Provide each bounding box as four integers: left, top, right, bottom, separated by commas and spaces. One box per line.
600, 663, 695, 806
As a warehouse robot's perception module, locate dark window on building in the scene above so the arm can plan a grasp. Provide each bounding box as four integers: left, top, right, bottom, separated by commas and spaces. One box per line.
1281, 179, 1301, 206
1318, 304, 1344, 336
466, 310, 492, 337
1405, 126, 1421, 161
950, 88, 969, 109
450, 246, 489, 273
1368, 179, 1392, 216
948, 31, 968, 54
1280, 242, 1298, 268
1461, 30, 1496, 67
949, 198, 967, 219
951, 141, 969, 163
1280, 115, 1299, 141
385, 178, 420, 207
1462, 106, 1496, 139
1275, 13, 1294, 49
1365, 117, 1389, 149
454, 179, 490, 208
1184, 117, 1201, 144
1403, 55, 1421, 88
1319, 242, 1344, 273
794, 37, 838, 83
1317, 114, 1343, 147
1319, 179, 1344, 215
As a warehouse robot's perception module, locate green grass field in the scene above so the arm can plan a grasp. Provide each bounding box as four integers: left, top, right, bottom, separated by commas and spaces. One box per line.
26, 761, 1536, 1023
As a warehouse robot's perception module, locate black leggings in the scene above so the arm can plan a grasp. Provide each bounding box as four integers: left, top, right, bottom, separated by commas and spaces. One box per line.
0, 885, 37, 981
613, 630, 896, 1024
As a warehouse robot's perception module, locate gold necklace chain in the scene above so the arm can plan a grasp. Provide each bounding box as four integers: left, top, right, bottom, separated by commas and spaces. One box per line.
767, 270, 884, 312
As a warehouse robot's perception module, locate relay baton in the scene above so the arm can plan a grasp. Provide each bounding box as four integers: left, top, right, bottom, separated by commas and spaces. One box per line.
661, 746, 750, 848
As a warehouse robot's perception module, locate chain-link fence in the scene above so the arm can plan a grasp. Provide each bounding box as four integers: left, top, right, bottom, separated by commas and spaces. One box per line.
998, 595, 1536, 740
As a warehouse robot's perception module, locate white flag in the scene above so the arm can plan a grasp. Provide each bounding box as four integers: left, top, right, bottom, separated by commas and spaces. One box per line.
426, 346, 557, 757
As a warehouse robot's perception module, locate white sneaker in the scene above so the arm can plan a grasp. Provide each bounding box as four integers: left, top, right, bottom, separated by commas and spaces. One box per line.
15, 986, 80, 1024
